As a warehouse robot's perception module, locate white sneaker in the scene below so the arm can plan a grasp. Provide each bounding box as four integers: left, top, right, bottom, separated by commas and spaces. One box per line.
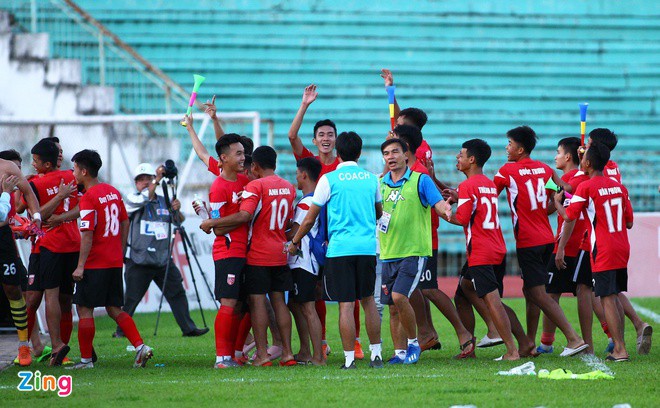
476, 335, 504, 348
134, 345, 153, 368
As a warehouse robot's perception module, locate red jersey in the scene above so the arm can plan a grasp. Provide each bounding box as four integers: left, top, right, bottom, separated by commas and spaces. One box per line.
415, 139, 433, 167
554, 169, 589, 257
79, 183, 128, 269
604, 160, 622, 183
494, 158, 554, 248
410, 159, 439, 250
208, 173, 250, 260
456, 175, 507, 266
566, 176, 633, 272
208, 156, 221, 176
30, 170, 80, 253
240, 175, 296, 266
294, 146, 340, 176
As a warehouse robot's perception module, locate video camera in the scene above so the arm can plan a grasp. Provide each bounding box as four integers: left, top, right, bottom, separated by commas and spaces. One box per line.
163, 159, 178, 179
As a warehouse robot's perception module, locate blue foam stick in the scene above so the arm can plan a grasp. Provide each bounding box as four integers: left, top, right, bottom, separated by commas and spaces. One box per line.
386, 86, 396, 104
579, 103, 588, 121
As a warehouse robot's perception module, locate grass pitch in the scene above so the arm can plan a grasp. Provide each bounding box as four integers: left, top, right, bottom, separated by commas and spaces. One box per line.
1, 297, 658, 407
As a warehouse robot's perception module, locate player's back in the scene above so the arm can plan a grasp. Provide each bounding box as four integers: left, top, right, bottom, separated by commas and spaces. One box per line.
457, 174, 506, 265
574, 176, 633, 272
495, 157, 554, 248
79, 183, 128, 269
243, 175, 295, 266
604, 160, 622, 183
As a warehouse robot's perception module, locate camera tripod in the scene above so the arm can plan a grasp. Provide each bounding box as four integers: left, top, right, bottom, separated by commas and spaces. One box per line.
154, 177, 218, 336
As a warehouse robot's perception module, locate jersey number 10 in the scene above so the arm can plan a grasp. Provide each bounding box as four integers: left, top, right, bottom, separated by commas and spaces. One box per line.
269, 198, 290, 231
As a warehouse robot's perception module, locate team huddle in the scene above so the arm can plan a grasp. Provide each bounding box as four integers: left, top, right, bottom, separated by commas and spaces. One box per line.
0, 69, 652, 370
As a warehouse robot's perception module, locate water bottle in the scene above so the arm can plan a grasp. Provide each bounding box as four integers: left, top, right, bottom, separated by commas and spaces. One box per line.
192, 194, 209, 220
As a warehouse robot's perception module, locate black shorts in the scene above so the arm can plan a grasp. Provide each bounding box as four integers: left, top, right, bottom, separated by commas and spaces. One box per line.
244, 265, 292, 295
73, 267, 124, 308
593, 269, 628, 297
214, 258, 246, 300
464, 261, 505, 298
27, 253, 43, 291
517, 243, 553, 288
291, 268, 319, 303
0, 225, 22, 286
380, 257, 427, 305
323, 255, 376, 303
546, 255, 577, 295
574, 250, 592, 288
39, 248, 78, 294
417, 249, 438, 290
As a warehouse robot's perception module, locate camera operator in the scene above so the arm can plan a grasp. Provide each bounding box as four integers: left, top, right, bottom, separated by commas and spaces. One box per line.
113, 163, 208, 338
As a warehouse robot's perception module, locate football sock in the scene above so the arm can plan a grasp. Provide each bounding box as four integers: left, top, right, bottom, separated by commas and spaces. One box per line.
215, 306, 235, 358
115, 312, 144, 348
368, 343, 382, 361
234, 313, 252, 355
80, 357, 92, 364
395, 349, 406, 359
407, 338, 419, 347
315, 300, 327, 341
344, 350, 355, 367
601, 321, 612, 339
354, 301, 360, 338
540, 332, 555, 346
27, 306, 37, 339
9, 298, 28, 343
60, 311, 73, 344
78, 318, 95, 359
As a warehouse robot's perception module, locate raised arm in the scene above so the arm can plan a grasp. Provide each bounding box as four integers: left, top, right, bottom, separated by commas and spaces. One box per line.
380, 69, 400, 119
288, 85, 318, 157
184, 114, 212, 169
202, 95, 225, 141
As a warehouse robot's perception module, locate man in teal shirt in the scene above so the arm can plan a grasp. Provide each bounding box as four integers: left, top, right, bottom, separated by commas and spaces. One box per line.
289, 131, 383, 369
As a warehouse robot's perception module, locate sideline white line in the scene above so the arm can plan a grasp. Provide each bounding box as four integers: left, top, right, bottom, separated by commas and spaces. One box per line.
630, 301, 660, 324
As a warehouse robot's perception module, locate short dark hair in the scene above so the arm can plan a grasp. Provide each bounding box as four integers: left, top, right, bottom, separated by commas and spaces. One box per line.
393, 124, 423, 154
240, 136, 254, 166
586, 141, 610, 171
40, 136, 60, 144
558, 137, 581, 165
462, 139, 492, 168
589, 128, 618, 151
336, 131, 362, 162
240, 136, 254, 156
507, 125, 537, 154
215, 133, 243, 157
313, 119, 337, 138
71, 149, 102, 177
31, 139, 59, 168
297, 157, 322, 182
380, 138, 408, 154
0, 149, 22, 163
252, 146, 277, 170
399, 108, 428, 129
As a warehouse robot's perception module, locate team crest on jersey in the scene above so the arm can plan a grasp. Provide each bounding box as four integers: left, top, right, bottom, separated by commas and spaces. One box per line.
232, 191, 240, 204
227, 274, 236, 286
382, 284, 388, 296
28, 275, 34, 286
385, 190, 405, 203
